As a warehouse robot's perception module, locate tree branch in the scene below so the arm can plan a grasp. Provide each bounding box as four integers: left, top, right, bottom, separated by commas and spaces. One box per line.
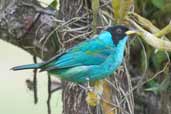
0, 0, 57, 59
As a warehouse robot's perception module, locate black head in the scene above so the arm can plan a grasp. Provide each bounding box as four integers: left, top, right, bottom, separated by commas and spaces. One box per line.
106, 25, 129, 45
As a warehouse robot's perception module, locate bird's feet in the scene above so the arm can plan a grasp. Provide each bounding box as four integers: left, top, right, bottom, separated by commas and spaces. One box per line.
78, 83, 94, 92
87, 79, 94, 92
78, 77, 94, 92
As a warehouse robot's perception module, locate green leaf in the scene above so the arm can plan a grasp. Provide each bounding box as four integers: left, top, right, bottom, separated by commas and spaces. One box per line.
151, 0, 164, 9
145, 80, 160, 94
112, 0, 133, 23
120, 0, 133, 22
49, 0, 58, 9
151, 51, 168, 70
159, 76, 170, 92
145, 76, 171, 94
112, 0, 120, 23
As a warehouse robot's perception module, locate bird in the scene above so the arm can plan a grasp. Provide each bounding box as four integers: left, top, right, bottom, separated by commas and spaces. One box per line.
11, 25, 131, 83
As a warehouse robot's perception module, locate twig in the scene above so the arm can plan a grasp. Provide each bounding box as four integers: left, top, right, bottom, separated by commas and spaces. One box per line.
21, 2, 56, 15
155, 21, 171, 37
51, 86, 62, 93
33, 56, 38, 104
47, 74, 52, 114
123, 61, 134, 114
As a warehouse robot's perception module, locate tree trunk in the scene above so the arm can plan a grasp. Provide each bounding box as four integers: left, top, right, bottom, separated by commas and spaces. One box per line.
58, 0, 93, 113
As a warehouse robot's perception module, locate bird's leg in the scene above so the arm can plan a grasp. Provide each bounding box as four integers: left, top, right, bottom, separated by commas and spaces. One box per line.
86, 77, 94, 92
78, 84, 89, 91
78, 79, 93, 92
86, 77, 90, 89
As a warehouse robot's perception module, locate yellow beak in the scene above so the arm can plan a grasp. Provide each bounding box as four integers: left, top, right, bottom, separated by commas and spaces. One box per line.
126, 30, 137, 35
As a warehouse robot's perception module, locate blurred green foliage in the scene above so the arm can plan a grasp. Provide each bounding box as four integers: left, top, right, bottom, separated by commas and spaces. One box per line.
132, 0, 171, 94
135, 0, 171, 27
151, 0, 164, 9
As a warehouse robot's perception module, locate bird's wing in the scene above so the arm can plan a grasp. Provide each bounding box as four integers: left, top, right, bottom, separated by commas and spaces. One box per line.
41, 48, 113, 71
40, 32, 114, 71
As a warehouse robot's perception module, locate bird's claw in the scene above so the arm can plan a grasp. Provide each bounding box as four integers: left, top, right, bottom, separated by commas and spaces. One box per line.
78, 83, 94, 92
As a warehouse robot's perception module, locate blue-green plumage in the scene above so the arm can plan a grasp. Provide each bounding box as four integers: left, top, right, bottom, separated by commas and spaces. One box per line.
12, 25, 129, 83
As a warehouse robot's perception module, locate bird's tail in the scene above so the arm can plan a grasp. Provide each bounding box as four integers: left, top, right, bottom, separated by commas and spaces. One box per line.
11, 63, 42, 71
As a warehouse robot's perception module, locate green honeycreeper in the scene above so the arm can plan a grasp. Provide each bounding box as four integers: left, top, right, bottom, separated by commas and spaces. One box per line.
12, 25, 131, 83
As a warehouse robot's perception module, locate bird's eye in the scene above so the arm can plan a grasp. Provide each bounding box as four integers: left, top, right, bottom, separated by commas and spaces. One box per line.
116, 28, 122, 34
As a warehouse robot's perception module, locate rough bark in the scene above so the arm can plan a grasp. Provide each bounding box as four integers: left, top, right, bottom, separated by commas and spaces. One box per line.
0, 0, 58, 59
59, 1, 92, 113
